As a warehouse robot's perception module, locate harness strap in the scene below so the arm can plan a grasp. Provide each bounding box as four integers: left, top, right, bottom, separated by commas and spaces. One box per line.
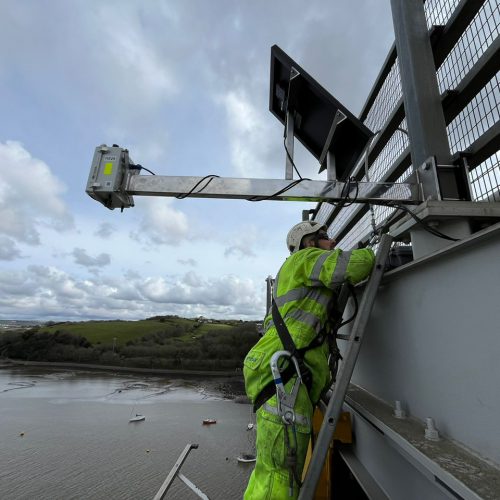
252, 300, 325, 412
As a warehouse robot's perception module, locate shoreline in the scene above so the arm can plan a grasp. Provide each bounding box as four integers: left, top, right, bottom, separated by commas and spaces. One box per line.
0, 359, 244, 379
1, 359, 250, 401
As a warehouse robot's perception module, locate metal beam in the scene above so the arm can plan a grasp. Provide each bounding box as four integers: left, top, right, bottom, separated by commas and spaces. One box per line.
391, 0, 453, 171
127, 175, 418, 205
345, 385, 500, 500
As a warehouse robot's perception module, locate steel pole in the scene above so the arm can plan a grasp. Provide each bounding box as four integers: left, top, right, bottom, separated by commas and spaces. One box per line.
391, 0, 471, 256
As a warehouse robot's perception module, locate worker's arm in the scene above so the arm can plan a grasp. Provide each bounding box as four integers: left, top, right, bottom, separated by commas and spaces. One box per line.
302, 247, 375, 288
345, 248, 376, 284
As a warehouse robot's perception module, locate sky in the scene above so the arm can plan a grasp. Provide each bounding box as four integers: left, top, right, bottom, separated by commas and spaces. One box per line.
0, 1, 394, 322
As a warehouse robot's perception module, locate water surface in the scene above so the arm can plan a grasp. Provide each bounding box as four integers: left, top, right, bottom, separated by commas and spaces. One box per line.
0, 367, 254, 499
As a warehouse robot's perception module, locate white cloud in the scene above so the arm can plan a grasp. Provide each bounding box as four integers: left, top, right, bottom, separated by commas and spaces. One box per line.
138, 271, 261, 309
103, 15, 178, 101
0, 236, 22, 261
222, 88, 277, 178
131, 198, 190, 246
72, 248, 111, 269
224, 224, 258, 258
178, 258, 197, 267
0, 266, 264, 321
0, 141, 73, 245
94, 223, 115, 239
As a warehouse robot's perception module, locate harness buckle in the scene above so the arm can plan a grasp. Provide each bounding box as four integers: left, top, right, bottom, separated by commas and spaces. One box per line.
270, 350, 302, 424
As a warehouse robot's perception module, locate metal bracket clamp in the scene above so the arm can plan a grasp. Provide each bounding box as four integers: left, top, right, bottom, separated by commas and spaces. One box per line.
270, 350, 303, 424
416, 156, 472, 201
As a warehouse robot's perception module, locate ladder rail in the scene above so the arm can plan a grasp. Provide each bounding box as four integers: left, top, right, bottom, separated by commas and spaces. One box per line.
153, 443, 210, 500
298, 234, 393, 500
178, 473, 210, 500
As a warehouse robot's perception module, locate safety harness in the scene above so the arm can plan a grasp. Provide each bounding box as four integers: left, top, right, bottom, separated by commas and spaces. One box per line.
252, 299, 324, 412
252, 293, 345, 413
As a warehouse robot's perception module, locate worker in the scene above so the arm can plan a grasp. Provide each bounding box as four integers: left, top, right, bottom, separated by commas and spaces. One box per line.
243, 221, 375, 499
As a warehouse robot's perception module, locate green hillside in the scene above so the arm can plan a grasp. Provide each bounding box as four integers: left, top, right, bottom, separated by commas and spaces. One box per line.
40, 317, 201, 345
0, 316, 260, 371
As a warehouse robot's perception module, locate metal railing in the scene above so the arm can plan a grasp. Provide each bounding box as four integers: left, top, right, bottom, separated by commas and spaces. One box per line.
314, 0, 500, 249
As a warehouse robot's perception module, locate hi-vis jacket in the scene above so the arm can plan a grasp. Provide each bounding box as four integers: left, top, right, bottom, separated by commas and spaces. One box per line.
244, 247, 375, 404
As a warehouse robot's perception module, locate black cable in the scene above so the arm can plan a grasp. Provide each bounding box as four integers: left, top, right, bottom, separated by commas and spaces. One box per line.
140, 166, 156, 175
338, 284, 359, 329
371, 201, 459, 243
338, 177, 359, 207
131, 164, 156, 175
175, 175, 220, 199
247, 178, 310, 202
391, 203, 460, 242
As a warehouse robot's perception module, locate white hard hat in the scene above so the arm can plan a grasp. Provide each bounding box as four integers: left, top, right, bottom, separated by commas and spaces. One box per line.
286, 221, 327, 254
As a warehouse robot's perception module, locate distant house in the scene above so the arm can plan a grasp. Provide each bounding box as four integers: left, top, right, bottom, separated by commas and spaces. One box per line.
196, 316, 213, 324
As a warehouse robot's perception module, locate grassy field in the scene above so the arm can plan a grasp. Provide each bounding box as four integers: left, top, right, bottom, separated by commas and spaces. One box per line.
3, 316, 259, 371
39, 317, 235, 345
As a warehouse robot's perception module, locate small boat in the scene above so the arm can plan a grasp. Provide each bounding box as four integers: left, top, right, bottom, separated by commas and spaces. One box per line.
247, 423, 254, 430
129, 414, 145, 422
202, 419, 217, 425
237, 453, 256, 463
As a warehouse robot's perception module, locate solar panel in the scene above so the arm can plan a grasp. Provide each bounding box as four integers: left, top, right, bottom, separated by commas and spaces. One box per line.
269, 45, 373, 180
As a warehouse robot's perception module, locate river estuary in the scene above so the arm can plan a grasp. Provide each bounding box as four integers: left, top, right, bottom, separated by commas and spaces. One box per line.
0, 366, 254, 499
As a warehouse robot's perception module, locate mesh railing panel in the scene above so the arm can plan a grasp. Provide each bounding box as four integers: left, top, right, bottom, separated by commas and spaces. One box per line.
363, 61, 402, 133
469, 151, 500, 201
447, 71, 500, 154
437, 0, 500, 94
424, 0, 461, 28
322, 0, 500, 247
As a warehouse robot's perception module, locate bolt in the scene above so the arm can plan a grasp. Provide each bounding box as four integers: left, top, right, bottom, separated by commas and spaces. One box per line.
394, 400, 406, 419
425, 417, 440, 441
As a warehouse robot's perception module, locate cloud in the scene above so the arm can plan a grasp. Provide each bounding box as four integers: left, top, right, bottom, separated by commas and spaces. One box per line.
94, 223, 115, 239
0, 266, 265, 321
178, 258, 197, 267
131, 198, 190, 246
222, 88, 277, 178
0, 236, 22, 261
72, 248, 111, 269
138, 271, 261, 309
0, 141, 74, 245
224, 224, 258, 258
102, 11, 178, 102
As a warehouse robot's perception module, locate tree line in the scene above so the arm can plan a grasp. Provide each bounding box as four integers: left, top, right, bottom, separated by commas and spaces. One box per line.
0, 322, 260, 371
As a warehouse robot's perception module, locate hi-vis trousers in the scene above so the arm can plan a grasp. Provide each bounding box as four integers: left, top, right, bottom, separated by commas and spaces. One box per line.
243, 383, 313, 500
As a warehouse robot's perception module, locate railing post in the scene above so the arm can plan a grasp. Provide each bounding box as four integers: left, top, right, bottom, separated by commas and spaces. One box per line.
391, 0, 471, 257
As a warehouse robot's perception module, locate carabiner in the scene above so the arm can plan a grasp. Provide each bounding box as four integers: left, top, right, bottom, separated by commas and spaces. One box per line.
270, 350, 302, 424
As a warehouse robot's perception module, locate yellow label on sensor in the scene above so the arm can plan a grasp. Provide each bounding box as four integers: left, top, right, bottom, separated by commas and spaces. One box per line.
104, 162, 113, 175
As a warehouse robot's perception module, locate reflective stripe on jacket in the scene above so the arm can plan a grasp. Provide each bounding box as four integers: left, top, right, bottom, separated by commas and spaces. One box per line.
244, 247, 375, 404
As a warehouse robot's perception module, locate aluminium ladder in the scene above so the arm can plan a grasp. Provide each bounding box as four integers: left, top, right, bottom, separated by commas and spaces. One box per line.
298, 234, 393, 499
152, 443, 210, 500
